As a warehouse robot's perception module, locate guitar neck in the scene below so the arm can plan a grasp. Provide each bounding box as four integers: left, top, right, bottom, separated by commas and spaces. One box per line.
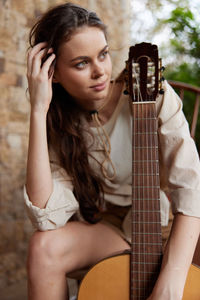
131, 101, 163, 300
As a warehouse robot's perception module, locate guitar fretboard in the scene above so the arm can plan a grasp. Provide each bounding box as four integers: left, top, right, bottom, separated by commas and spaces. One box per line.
131, 102, 163, 300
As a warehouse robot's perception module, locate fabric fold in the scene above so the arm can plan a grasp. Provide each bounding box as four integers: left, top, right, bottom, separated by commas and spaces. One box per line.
24, 179, 79, 231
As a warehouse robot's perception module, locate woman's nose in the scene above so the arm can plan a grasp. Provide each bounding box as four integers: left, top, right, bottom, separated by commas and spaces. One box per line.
91, 61, 104, 79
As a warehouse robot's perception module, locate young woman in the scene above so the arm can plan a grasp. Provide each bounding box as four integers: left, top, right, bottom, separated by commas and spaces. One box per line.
25, 2, 200, 300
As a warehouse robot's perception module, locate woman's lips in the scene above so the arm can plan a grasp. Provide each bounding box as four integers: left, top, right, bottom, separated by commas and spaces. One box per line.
90, 80, 107, 91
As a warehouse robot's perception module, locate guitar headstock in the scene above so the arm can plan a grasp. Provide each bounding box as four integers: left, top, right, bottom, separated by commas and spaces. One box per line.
124, 42, 164, 102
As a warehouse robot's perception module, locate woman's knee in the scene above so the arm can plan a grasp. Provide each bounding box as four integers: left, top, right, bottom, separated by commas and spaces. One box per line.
27, 228, 68, 276
27, 223, 81, 273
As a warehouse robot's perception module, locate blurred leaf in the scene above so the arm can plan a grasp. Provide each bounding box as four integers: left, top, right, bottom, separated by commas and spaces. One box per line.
165, 7, 200, 62
166, 63, 200, 149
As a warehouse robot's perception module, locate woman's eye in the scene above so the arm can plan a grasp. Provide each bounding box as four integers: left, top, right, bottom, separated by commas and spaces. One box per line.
75, 61, 88, 69
100, 50, 109, 60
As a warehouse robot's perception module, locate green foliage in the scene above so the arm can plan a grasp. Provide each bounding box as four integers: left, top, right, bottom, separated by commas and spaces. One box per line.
145, 0, 189, 11
132, 1, 200, 150
165, 63, 200, 150
164, 6, 200, 150
165, 7, 200, 63
166, 63, 200, 86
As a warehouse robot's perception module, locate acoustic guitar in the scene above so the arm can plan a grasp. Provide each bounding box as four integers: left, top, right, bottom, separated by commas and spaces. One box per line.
77, 43, 200, 300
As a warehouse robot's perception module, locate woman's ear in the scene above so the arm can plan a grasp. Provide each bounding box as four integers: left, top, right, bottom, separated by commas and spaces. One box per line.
52, 69, 60, 83
52, 74, 59, 83
48, 59, 57, 81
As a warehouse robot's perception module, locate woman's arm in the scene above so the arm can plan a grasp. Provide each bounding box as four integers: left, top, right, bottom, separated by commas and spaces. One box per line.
149, 214, 200, 299
26, 110, 53, 208
26, 42, 56, 208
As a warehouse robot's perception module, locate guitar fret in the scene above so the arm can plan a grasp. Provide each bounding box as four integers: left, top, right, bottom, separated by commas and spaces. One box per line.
133, 173, 159, 176
133, 210, 160, 212
133, 252, 162, 255
131, 270, 157, 274
133, 185, 160, 188
134, 146, 158, 149
135, 132, 157, 134
133, 198, 160, 201
132, 232, 162, 235
131, 287, 147, 290
131, 242, 162, 245
134, 117, 156, 120
134, 160, 159, 162
131, 261, 160, 264
132, 221, 160, 224
131, 278, 156, 282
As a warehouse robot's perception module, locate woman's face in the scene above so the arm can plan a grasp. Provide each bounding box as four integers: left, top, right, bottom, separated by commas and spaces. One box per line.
54, 26, 112, 111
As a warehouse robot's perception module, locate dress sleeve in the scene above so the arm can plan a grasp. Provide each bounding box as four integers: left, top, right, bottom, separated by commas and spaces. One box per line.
157, 81, 200, 218
24, 165, 79, 231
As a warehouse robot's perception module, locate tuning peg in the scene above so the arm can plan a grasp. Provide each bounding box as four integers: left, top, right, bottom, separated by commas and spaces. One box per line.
160, 66, 165, 72
159, 88, 165, 94
123, 89, 129, 95
160, 76, 165, 82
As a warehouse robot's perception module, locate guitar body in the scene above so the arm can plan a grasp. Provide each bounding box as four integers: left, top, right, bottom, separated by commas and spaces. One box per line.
77, 253, 130, 300
78, 253, 200, 300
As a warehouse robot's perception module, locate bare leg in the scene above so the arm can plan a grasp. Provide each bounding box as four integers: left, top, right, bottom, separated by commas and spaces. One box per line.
27, 221, 130, 300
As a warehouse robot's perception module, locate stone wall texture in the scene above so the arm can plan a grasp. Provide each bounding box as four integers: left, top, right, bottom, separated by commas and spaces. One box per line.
0, 0, 131, 290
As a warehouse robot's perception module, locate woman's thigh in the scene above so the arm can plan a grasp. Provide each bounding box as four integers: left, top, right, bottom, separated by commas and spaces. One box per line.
29, 221, 130, 275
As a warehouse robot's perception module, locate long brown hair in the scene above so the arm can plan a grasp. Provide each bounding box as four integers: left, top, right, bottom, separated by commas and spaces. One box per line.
29, 3, 107, 223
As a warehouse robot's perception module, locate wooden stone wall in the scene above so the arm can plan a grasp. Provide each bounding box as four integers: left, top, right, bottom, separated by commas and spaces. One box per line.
0, 0, 131, 290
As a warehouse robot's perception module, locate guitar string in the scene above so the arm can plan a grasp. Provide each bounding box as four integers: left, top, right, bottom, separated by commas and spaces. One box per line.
133, 62, 138, 298
132, 63, 134, 300
149, 66, 154, 295
152, 73, 159, 264
139, 74, 142, 299
149, 62, 154, 292
132, 62, 134, 299
139, 63, 142, 299
133, 60, 143, 299
142, 66, 146, 298
150, 63, 159, 294
154, 101, 161, 254
142, 79, 145, 298
146, 63, 150, 296
153, 99, 158, 276
132, 61, 141, 298
151, 65, 161, 289
144, 60, 149, 297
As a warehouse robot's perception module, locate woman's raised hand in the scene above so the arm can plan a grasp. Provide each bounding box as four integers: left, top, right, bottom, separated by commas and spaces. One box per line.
27, 42, 56, 114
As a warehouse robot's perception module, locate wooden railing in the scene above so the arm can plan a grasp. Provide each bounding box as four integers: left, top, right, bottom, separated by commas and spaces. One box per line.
168, 80, 200, 140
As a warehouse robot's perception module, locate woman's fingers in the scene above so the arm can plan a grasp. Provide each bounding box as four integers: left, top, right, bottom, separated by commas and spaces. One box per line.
27, 42, 47, 77
26, 42, 56, 112
31, 48, 54, 77
41, 53, 56, 79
